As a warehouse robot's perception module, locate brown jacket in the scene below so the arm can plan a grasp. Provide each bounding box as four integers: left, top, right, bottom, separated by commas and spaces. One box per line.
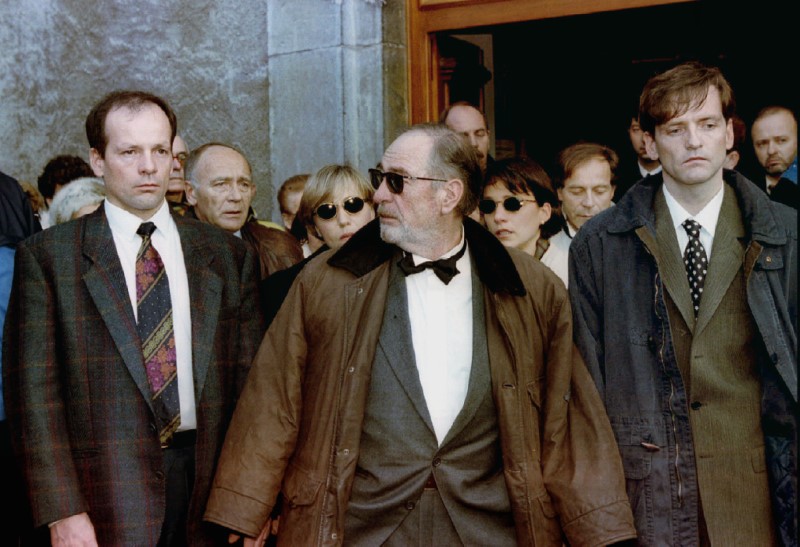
204, 219, 635, 546
185, 207, 303, 279
239, 220, 303, 279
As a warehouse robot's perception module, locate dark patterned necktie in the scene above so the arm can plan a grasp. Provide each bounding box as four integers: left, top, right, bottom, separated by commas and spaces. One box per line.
682, 219, 708, 317
136, 222, 180, 447
397, 240, 467, 285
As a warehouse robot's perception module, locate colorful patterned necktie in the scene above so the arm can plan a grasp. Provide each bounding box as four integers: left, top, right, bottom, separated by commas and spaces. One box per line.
136, 222, 180, 447
682, 219, 708, 317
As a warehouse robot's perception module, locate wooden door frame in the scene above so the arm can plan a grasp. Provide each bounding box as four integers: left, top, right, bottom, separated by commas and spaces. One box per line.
406, 0, 693, 124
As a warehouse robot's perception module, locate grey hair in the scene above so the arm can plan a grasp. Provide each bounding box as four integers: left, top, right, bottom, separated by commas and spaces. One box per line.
49, 176, 106, 224
399, 123, 482, 215
184, 142, 251, 189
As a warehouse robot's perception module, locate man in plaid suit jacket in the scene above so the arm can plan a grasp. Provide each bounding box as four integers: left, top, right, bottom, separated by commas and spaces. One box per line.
2, 91, 263, 545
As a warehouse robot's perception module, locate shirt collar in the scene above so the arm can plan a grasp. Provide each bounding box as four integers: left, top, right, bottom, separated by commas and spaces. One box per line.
105, 199, 173, 241
639, 163, 663, 178
662, 182, 724, 237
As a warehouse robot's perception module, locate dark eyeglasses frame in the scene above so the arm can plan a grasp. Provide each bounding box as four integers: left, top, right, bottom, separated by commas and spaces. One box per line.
314, 196, 368, 221
368, 168, 448, 194
478, 196, 537, 215
173, 152, 188, 166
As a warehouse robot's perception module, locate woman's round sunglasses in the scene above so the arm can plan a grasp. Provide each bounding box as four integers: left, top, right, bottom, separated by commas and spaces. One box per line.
314, 196, 367, 221
478, 196, 537, 215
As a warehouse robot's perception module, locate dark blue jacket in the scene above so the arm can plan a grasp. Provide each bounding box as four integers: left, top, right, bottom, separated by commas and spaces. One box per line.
569, 171, 797, 546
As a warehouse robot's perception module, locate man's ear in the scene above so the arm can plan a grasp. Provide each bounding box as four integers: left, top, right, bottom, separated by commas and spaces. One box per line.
89, 148, 104, 178
440, 178, 464, 215
185, 181, 198, 206
725, 118, 734, 151
643, 132, 659, 161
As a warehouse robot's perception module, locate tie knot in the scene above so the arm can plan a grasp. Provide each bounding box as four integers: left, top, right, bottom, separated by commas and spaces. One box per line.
682, 219, 702, 239
137, 222, 157, 238
397, 241, 467, 285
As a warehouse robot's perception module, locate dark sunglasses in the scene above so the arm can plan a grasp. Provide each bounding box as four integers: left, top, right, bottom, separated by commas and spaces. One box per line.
314, 196, 367, 221
478, 196, 537, 215
368, 168, 448, 194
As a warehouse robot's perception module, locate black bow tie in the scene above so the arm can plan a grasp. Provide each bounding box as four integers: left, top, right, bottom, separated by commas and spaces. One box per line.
397, 241, 467, 285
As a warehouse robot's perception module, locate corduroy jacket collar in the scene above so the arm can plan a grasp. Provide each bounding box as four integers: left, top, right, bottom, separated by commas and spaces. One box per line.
606, 169, 790, 246
327, 217, 526, 296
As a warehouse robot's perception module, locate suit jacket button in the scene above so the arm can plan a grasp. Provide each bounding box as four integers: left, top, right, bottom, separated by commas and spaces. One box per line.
405, 501, 415, 510
432, 457, 441, 467
150, 423, 158, 433
690, 401, 702, 410
155, 471, 165, 481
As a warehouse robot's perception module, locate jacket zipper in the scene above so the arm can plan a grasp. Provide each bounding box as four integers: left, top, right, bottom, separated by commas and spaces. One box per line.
652, 271, 684, 507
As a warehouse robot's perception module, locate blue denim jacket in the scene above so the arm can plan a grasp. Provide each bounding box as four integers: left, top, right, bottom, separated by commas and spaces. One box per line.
569, 171, 797, 546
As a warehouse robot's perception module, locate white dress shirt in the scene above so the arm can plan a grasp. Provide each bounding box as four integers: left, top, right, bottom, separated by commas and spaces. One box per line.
405, 230, 472, 445
639, 163, 663, 178
662, 183, 724, 259
105, 199, 196, 431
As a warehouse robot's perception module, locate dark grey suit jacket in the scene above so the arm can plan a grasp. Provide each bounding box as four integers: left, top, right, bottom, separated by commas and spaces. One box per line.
2, 203, 264, 545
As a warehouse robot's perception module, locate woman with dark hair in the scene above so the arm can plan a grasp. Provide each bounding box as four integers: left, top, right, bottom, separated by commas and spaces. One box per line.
480, 158, 567, 283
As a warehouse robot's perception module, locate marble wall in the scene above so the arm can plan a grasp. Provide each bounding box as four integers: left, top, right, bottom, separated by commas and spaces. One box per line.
0, 0, 404, 220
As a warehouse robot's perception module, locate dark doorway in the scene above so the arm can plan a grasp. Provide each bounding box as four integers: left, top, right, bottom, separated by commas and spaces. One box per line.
439, 2, 794, 178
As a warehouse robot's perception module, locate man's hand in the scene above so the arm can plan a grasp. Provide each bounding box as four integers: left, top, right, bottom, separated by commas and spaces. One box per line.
227, 518, 272, 546
50, 512, 98, 547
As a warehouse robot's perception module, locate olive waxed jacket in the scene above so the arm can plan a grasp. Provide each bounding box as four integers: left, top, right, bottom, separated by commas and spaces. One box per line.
205, 218, 636, 546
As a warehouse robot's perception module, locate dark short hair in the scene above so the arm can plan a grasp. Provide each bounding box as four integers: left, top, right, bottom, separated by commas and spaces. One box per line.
484, 157, 562, 240
554, 142, 619, 190
85, 90, 177, 157
401, 123, 482, 216
37, 155, 94, 199
639, 61, 735, 135
753, 105, 797, 127
184, 142, 251, 189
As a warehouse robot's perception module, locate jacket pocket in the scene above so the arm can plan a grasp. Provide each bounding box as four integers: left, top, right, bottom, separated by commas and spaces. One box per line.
282, 463, 324, 508
610, 418, 661, 543
532, 492, 564, 546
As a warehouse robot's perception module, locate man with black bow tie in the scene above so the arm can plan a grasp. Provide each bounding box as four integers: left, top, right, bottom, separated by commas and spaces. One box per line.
205, 123, 635, 546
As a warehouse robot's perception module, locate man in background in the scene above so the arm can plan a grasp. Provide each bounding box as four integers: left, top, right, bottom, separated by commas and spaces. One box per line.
185, 142, 302, 278
541, 142, 618, 285
441, 101, 492, 172
167, 134, 189, 207
750, 105, 797, 208
614, 110, 661, 201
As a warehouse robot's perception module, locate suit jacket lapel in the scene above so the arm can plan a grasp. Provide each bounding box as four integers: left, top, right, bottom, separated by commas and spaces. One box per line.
82, 207, 153, 412
653, 192, 696, 330
441, 263, 489, 448
694, 186, 745, 335
176, 217, 222, 403
376, 258, 435, 434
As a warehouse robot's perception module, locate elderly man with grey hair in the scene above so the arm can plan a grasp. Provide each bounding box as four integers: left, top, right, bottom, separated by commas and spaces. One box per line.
183, 142, 302, 279
204, 123, 635, 546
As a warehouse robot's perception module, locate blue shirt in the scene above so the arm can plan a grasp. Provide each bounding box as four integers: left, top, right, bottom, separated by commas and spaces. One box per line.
0, 246, 15, 420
